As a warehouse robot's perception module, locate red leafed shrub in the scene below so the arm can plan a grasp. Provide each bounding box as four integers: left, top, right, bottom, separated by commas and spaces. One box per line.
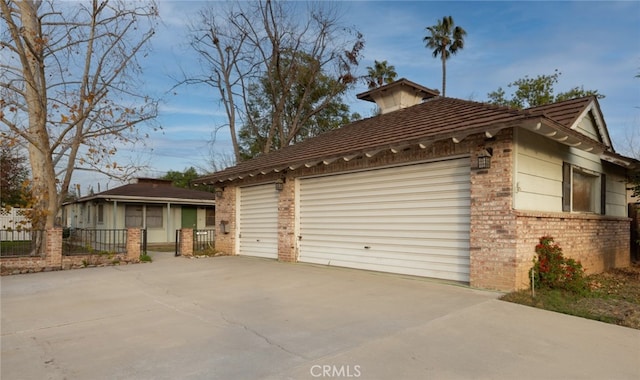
530, 236, 587, 294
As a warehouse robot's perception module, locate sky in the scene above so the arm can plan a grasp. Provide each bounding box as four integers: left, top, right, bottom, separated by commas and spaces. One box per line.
74, 0, 640, 192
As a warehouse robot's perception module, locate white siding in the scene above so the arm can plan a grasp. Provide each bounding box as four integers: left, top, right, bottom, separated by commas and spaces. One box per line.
514, 128, 628, 217
574, 113, 599, 141
298, 158, 471, 282
606, 168, 629, 217
238, 184, 279, 259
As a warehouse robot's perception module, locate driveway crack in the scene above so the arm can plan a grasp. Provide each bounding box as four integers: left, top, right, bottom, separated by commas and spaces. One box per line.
219, 312, 308, 360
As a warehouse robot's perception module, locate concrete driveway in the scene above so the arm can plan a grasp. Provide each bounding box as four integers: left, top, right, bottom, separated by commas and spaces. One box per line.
2, 252, 639, 380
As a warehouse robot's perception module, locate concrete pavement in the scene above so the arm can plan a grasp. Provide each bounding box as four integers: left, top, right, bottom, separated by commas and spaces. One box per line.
1, 252, 639, 379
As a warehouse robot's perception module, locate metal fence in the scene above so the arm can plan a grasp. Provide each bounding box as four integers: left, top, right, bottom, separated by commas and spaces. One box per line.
63, 228, 128, 256
194, 229, 216, 254
175, 229, 216, 256
0, 229, 46, 257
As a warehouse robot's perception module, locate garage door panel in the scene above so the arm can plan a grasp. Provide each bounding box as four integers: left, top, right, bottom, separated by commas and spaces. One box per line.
301, 254, 469, 282
239, 184, 279, 259
303, 178, 470, 200
299, 158, 470, 282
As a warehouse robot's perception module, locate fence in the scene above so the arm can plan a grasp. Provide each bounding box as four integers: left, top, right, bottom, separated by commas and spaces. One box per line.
63, 228, 128, 255
0, 230, 46, 258
1, 228, 144, 275
194, 229, 216, 253
175, 228, 215, 256
0, 208, 32, 230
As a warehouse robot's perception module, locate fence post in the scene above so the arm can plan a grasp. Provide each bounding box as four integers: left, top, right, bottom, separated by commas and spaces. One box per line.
126, 228, 141, 262
180, 228, 193, 257
46, 228, 63, 269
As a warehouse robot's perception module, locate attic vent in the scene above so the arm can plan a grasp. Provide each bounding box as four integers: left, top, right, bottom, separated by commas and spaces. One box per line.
356, 78, 439, 114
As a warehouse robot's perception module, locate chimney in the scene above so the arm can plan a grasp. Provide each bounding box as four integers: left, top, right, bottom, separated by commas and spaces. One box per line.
356, 78, 439, 114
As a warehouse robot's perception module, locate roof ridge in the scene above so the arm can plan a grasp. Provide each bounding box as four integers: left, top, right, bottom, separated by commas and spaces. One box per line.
440, 97, 527, 116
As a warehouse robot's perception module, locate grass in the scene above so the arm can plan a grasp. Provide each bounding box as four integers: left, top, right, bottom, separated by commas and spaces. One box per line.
501, 262, 640, 329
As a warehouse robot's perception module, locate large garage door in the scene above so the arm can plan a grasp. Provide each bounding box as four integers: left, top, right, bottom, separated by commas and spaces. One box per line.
299, 158, 470, 282
239, 184, 279, 259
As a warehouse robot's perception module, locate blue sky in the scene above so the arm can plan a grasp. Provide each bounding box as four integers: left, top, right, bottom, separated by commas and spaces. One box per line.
79, 0, 640, 191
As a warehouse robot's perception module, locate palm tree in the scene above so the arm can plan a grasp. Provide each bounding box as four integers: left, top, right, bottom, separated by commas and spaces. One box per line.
423, 16, 466, 97
365, 60, 398, 89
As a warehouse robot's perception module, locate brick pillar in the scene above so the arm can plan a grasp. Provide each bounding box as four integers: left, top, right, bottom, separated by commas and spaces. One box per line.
214, 186, 236, 255
180, 228, 193, 256
469, 130, 518, 291
46, 228, 63, 269
126, 228, 141, 262
278, 176, 297, 262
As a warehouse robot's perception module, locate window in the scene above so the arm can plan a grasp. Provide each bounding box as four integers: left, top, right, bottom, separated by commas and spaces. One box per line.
146, 206, 163, 228
205, 208, 215, 227
562, 163, 605, 214
97, 204, 104, 224
125, 206, 143, 227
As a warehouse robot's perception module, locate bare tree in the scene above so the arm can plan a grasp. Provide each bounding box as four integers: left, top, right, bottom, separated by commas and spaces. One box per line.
1, 0, 159, 229
182, 0, 363, 162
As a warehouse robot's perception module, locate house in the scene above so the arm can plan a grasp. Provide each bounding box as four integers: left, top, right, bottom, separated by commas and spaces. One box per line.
62, 178, 216, 245
193, 78, 639, 291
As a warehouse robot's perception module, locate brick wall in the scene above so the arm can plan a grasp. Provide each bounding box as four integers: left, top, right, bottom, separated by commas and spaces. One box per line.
469, 130, 519, 290
278, 178, 297, 262
1, 228, 143, 275
514, 211, 630, 289
179, 228, 193, 257
214, 186, 237, 255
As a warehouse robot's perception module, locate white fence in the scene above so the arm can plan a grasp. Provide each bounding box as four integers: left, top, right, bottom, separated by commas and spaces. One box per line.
0, 208, 32, 230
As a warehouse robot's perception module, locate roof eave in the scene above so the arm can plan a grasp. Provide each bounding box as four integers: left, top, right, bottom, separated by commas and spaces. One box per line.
67, 194, 215, 205
521, 117, 608, 155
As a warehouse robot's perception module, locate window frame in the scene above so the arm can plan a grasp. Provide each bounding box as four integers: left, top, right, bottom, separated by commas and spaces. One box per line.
97, 204, 104, 224
205, 207, 215, 227
145, 205, 164, 228
125, 205, 143, 228
562, 162, 605, 214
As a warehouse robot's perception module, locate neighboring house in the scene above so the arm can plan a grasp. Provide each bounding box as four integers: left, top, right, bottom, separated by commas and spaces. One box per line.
62, 178, 216, 245
193, 78, 639, 291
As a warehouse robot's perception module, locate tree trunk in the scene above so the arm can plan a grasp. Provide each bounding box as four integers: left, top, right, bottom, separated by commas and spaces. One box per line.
17, 1, 58, 229
441, 53, 447, 97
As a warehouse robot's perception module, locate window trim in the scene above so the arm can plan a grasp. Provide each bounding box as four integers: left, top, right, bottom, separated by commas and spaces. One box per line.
562, 162, 605, 214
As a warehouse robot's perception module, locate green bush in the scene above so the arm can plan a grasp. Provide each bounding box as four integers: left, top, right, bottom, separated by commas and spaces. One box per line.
530, 236, 587, 294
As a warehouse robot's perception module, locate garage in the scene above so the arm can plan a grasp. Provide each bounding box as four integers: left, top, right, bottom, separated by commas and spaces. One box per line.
298, 157, 471, 282
238, 184, 279, 259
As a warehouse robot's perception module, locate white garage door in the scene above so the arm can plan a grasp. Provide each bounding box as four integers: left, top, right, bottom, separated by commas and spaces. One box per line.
298, 158, 470, 282
239, 184, 279, 259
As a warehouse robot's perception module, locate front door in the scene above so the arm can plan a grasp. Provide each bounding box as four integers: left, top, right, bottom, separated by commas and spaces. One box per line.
181, 207, 197, 229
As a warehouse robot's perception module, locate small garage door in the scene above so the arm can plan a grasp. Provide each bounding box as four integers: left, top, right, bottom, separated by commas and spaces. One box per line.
299, 158, 470, 282
239, 184, 279, 259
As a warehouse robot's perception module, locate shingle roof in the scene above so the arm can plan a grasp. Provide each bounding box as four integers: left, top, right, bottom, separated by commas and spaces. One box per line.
525, 96, 593, 127
195, 95, 611, 185
73, 179, 215, 204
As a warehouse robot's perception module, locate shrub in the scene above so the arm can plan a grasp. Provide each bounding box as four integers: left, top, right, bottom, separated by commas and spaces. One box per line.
530, 236, 587, 294
139, 253, 152, 262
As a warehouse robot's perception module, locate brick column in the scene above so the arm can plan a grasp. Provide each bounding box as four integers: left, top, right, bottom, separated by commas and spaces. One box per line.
278, 176, 297, 262
214, 186, 236, 255
180, 228, 193, 256
469, 130, 518, 291
46, 228, 63, 269
126, 228, 141, 262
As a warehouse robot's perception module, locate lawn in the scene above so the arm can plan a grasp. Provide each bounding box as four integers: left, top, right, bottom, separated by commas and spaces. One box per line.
501, 262, 640, 329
